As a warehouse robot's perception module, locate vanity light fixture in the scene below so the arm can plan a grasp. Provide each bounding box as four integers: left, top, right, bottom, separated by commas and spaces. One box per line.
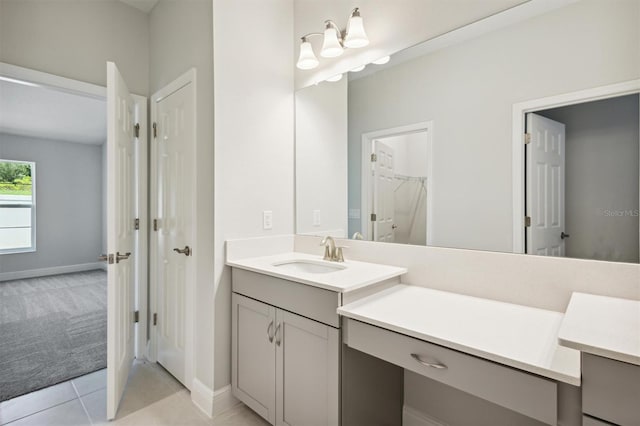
326, 74, 343, 82
350, 64, 366, 72
296, 7, 370, 70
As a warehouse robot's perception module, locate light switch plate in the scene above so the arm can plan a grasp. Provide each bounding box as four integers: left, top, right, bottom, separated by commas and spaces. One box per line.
313, 210, 321, 226
263, 210, 273, 230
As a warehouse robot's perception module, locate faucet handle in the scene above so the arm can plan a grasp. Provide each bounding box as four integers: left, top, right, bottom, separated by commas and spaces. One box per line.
334, 246, 348, 262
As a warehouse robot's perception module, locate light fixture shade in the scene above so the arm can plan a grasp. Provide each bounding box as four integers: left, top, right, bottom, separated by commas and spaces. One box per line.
372, 55, 390, 65
326, 74, 343, 82
350, 64, 366, 72
297, 40, 319, 70
344, 14, 369, 48
321, 27, 344, 58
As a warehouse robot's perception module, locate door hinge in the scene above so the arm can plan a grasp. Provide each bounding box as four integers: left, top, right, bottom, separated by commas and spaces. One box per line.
152, 122, 157, 138
370, 153, 377, 162
153, 313, 158, 326
153, 219, 158, 231
134, 218, 140, 230
98, 254, 115, 264
370, 213, 377, 221
134, 310, 139, 323
524, 133, 531, 145
524, 216, 532, 227
134, 123, 140, 138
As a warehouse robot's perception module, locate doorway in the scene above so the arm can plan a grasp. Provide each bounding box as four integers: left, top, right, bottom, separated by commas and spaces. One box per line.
513, 80, 640, 262
361, 122, 434, 245
0, 66, 110, 402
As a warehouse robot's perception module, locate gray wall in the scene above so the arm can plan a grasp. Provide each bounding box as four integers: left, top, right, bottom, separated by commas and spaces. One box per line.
347, 0, 639, 253
0, 0, 149, 95
149, 0, 216, 392
0, 133, 103, 273
539, 95, 639, 263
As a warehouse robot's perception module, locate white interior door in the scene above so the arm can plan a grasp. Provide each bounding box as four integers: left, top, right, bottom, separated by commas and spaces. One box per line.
153, 78, 195, 387
373, 141, 395, 242
106, 62, 137, 420
526, 113, 566, 257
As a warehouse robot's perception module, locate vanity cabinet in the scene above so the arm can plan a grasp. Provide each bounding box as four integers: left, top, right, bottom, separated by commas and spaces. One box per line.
581, 353, 640, 426
231, 269, 341, 426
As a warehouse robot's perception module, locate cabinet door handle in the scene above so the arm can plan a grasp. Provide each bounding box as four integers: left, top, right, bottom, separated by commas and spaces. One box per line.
275, 323, 282, 346
267, 320, 274, 343
411, 353, 447, 369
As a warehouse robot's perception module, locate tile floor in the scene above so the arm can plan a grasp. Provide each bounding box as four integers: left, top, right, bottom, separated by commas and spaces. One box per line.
0, 360, 269, 426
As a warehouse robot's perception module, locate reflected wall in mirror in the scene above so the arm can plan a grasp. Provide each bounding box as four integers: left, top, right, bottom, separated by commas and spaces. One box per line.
294, 0, 640, 263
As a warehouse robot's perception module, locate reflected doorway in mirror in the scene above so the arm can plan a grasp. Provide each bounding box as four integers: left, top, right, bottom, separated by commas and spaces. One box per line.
360, 122, 434, 246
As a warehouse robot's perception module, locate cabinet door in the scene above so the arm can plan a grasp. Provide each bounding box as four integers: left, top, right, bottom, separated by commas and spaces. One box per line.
275, 310, 340, 426
232, 293, 276, 424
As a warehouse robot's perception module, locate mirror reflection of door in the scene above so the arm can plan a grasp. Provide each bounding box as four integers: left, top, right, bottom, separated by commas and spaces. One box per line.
525, 94, 640, 263
369, 130, 430, 246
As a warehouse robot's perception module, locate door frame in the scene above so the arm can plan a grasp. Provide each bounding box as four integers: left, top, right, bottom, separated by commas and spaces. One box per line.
360, 121, 434, 244
0, 62, 149, 359
149, 68, 197, 390
512, 79, 640, 254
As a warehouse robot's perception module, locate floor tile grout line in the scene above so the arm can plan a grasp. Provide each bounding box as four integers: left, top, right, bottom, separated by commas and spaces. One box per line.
1, 382, 80, 426
72, 380, 95, 425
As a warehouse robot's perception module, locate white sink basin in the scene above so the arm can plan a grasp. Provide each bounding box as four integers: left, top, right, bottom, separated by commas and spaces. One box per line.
272, 259, 346, 274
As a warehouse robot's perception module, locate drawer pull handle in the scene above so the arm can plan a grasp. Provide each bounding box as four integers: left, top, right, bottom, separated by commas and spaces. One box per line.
411, 353, 447, 370
267, 320, 274, 343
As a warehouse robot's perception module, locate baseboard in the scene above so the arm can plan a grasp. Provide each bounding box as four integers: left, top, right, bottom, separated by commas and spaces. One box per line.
0, 262, 105, 282
191, 378, 215, 418
213, 384, 240, 416
403, 405, 448, 426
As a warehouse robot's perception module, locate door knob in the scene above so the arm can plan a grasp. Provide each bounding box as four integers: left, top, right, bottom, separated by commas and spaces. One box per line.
173, 246, 191, 256
116, 252, 131, 263
98, 254, 113, 264
561, 232, 570, 240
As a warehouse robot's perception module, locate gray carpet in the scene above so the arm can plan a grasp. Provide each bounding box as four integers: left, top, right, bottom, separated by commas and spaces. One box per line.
0, 270, 107, 401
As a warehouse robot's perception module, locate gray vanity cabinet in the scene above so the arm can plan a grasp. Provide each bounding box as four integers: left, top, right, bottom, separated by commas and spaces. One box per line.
231, 274, 341, 426
581, 353, 640, 426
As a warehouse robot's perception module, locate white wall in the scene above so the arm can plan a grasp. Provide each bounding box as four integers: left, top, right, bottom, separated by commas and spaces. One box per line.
347, 0, 640, 253
149, 0, 216, 395
295, 78, 348, 236
0, 0, 149, 95
0, 133, 103, 273
213, 0, 294, 392
539, 95, 639, 263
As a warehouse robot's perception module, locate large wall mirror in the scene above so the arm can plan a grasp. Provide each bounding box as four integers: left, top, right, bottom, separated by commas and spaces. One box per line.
295, 0, 640, 264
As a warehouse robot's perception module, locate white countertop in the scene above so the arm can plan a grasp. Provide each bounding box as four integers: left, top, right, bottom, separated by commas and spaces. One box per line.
558, 292, 640, 366
338, 284, 581, 385
226, 252, 407, 293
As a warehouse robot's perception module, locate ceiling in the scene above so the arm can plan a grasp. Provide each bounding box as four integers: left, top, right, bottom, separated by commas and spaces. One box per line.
119, 0, 159, 14
0, 79, 106, 145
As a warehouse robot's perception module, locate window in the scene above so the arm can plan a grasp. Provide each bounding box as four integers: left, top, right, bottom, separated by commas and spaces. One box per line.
0, 160, 36, 254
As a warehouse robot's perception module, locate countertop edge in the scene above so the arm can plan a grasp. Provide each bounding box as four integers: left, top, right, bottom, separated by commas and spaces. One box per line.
558, 337, 640, 366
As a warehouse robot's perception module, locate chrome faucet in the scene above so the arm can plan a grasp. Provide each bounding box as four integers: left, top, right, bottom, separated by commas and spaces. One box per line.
320, 236, 346, 262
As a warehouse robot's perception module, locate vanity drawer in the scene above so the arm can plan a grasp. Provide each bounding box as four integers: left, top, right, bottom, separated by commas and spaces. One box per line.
344, 319, 558, 425
582, 353, 640, 426
232, 268, 341, 328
